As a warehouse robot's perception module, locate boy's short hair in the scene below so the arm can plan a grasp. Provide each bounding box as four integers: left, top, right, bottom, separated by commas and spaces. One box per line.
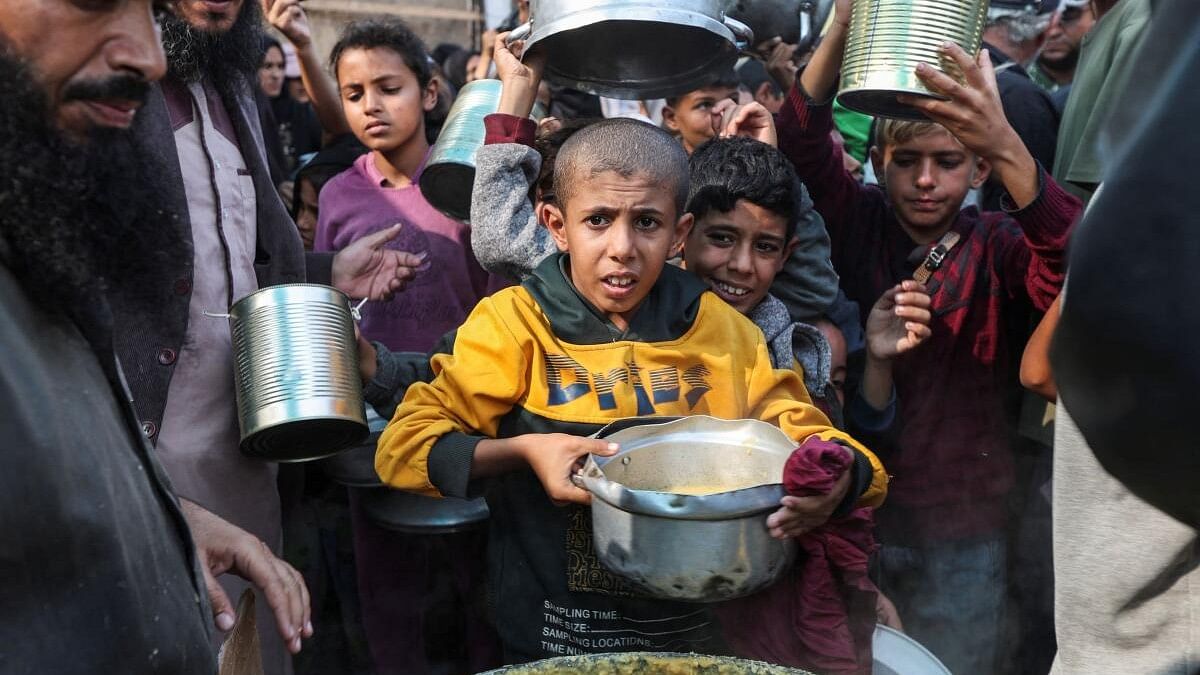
553, 117, 690, 213
872, 118, 943, 151
329, 18, 432, 89
534, 118, 601, 204
687, 137, 802, 241
664, 69, 741, 108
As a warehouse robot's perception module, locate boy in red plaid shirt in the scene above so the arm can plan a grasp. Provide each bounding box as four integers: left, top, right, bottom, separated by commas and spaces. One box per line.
775, 1, 1081, 672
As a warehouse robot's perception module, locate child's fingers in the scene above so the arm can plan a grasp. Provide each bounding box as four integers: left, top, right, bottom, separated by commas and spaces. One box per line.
894, 304, 931, 323
894, 290, 932, 309
585, 440, 620, 457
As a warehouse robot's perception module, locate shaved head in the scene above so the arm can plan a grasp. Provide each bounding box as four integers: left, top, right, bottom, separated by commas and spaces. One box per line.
553, 117, 689, 214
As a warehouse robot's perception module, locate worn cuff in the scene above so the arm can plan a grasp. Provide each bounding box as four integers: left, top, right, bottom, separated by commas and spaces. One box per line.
833, 445, 875, 518
304, 251, 335, 286
846, 384, 897, 435
484, 113, 537, 147
783, 74, 837, 136
428, 432, 486, 499
1000, 162, 1080, 223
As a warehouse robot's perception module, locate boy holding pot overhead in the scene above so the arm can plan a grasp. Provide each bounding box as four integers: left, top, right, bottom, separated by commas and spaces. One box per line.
775, 0, 1080, 671
375, 115, 888, 664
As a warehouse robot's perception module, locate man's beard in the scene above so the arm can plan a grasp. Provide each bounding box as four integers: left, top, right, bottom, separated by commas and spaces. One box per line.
1040, 46, 1080, 72
0, 47, 185, 333
160, 1, 264, 89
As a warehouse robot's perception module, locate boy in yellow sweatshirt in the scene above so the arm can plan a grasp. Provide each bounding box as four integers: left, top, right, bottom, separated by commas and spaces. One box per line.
376, 117, 886, 663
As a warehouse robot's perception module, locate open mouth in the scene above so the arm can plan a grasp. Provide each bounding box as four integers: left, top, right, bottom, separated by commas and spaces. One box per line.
601, 274, 638, 297
709, 278, 752, 302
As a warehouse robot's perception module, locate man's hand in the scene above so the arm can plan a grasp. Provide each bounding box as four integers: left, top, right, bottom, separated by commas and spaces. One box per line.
262, 0, 311, 50
900, 43, 1039, 207
714, 100, 778, 147
179, 499, 312, 654
494, 31, 547, 118
331, 224, 426, 301
865, 280, 933, 362
516, 433, 619, 506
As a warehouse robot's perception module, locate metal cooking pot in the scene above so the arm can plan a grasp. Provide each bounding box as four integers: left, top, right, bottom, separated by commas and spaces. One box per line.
419, 79, 502, 222
228, 284, 368, 462
481, 651, 815, 673
358, 487, 490, 535
837, 0, 989, 120
728, 0, 835, 52
575, 416, 796, 602
511, 0, 754, 100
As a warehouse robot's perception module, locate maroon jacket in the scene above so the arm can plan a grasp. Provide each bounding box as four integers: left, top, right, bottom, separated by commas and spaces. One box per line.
778, 86, 1079, 543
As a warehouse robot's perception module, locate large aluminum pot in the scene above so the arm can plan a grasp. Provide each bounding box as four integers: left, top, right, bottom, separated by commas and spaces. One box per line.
575, 416, 796, 602
837, 0, 989, 120
729, 0, 835, 52
482, 651, 815, 673
419, 79, 502, 222
511, 0, 754, 100
229, 284, 368, 462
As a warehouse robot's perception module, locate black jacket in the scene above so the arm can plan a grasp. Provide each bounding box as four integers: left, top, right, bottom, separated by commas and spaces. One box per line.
0, 263, 214, 673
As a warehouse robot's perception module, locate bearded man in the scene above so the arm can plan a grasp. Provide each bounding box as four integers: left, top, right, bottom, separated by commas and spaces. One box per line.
116, 2, 418, 672
0, 1, 310, 672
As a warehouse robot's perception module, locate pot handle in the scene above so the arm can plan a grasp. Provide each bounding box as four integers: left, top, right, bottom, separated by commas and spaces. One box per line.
505, 21, 532, 44
723, 15, 754, 51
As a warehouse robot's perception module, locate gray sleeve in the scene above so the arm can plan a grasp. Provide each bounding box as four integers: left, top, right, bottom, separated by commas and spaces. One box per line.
770, 182, 840, 323
469, 143, 558, 282
362, 342, 433, 421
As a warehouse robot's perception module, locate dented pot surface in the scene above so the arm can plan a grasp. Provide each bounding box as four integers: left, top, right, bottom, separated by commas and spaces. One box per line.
578, 416, 796, 602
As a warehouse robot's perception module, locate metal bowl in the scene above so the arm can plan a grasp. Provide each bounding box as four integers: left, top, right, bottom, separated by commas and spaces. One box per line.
513, 0, 753, 100
873, 625, 952, 675
576, 416, 796, 602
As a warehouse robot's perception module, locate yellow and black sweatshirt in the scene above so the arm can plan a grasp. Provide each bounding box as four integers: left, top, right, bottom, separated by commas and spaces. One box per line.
377, 253, 887, 662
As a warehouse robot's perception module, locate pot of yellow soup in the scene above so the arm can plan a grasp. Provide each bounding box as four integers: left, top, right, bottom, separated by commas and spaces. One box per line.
574, 416, 797, 602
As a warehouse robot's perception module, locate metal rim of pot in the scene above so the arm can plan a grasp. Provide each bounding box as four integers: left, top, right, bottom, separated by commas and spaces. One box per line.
508, 8, 753, 100
576, 415, 795, 521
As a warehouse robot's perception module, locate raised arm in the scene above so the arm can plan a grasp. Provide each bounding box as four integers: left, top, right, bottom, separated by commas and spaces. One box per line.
263, 0, 351, 139
776, 0, 884, 253
469, 33, 557, 280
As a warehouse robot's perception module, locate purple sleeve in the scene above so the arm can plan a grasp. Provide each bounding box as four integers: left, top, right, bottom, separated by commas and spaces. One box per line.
776, 82, 887, 260
996, 164, 1080, 311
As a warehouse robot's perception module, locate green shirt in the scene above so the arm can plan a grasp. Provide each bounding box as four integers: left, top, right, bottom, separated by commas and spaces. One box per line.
832, 100, 872, 164
1053, 0, 1151, 203
1029, 62, 1063, 94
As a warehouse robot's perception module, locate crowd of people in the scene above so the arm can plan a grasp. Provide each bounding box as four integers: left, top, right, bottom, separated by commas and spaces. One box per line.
1, 0, 1196, 674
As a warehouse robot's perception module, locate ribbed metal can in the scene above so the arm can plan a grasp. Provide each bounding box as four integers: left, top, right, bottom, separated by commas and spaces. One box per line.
229, 284, 368, 462
419, 79, 503, 223
838, 0, 989, 120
